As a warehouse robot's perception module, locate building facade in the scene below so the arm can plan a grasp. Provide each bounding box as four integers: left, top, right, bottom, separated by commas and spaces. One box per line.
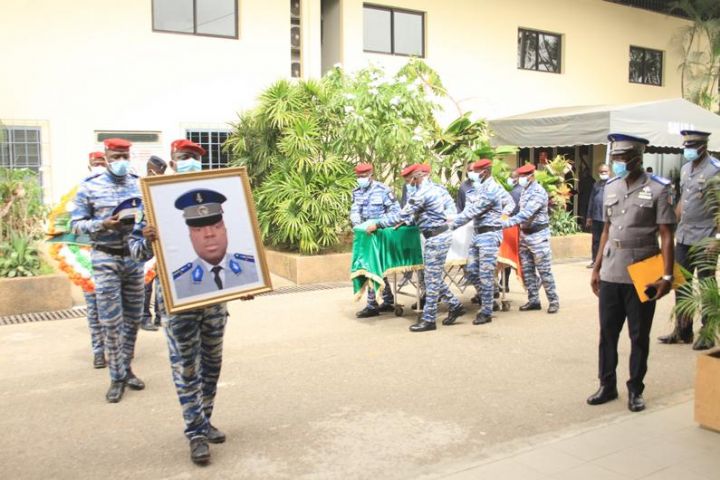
0, 0, 691, 201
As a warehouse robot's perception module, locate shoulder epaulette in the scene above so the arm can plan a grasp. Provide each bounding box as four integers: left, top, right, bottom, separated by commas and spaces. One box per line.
128, 173, 140, 178
234, 253, 255, 263
710, 156, 720, 169
650, 174, 671, 186
606, 176, 622, 185
83, 173, 102, 182
173, 263, 192, 279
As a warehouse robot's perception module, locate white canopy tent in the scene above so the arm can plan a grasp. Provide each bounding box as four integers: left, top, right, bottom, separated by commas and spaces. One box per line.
488, 98, 720, 152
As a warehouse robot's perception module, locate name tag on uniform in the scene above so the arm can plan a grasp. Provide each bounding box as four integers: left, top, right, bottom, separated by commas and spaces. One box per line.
638, 192, 652, 200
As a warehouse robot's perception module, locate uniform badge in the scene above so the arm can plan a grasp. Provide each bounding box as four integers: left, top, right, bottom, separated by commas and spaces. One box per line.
638, 186, 652, 200
195, 192, 203, 204
229, 259, 242, 275
192, 265, 204, 283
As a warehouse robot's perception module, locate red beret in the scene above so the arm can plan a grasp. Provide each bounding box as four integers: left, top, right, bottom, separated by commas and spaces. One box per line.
171, 139, 206, 156
472, 159, 492, 170
400, 164, 417, 177
416, 163, 431, 173
516, 163, 536, 175
103, 138, 132, 150
88, 151, 105, 161
354, 163, 373, 174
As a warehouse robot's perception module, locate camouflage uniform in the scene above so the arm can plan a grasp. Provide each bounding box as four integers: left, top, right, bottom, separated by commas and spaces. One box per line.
71, 171, 144, 383
129, 220, 228, 440
83, 291, 105, 356
350, 180, 400, 308
377, 180, 460, 323
453, 177, 515, 317
504, 179, 559, 308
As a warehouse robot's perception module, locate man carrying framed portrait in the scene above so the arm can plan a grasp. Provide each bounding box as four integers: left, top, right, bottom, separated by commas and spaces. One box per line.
129, 139, 271, 465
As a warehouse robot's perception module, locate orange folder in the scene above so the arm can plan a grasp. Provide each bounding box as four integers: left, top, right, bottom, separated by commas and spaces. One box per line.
626, 254, 686, 302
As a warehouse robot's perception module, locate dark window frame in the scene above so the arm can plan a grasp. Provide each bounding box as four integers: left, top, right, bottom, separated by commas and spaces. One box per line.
629, 45, 663, 86
151, 0, 239, 40
185, 129, 231, 170
363, 4, 425, 58
517, 28, 563, 74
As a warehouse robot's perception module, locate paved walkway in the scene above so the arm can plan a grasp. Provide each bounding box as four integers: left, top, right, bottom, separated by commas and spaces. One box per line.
1, 260, 717, 479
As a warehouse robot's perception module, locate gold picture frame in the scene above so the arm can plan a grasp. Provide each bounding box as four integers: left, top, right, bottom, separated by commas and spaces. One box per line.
140, 167, 272, 314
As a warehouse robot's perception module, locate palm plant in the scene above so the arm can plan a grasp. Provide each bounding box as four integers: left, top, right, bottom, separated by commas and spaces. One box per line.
674, 175, 720, 344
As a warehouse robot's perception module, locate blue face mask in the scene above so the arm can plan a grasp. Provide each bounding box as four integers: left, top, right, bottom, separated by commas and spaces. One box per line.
108, 160, 129, 177
357, 177, 370, 188
468, 171, 480, 182
683, 148, 699, 162
176, 159, 202, 173
406, 184, 416, 196
518, 176, 529, 188
612, 161, 628, 178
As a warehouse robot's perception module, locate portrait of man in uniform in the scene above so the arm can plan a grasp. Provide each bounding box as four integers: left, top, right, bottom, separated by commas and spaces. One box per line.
140, 167, 271, 314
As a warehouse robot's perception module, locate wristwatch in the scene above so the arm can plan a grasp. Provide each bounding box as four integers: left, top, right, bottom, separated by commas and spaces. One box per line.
661, 274, 674, 282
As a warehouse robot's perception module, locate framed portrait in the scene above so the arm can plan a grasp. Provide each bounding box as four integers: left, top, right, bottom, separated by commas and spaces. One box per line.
141, 167, 272, 314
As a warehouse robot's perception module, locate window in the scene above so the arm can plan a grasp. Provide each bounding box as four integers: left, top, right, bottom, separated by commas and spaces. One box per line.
0, 127, 42, 172
517, 28, 562, 73
186, 130, 230, 169
152, 0, 238, 38
363, 5, 424, 57
629, 46, 662, 86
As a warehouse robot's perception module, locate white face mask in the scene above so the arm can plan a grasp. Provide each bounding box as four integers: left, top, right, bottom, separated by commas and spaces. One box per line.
598, 173, 609, 181
467, 171, 480, 182
518, 176, 529, 187
90, 166, 106, 175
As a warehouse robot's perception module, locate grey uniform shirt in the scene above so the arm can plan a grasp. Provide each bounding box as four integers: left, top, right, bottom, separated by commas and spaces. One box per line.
600, 173, 676, 284
173, 253, 258, 299
676, 155, 720, 245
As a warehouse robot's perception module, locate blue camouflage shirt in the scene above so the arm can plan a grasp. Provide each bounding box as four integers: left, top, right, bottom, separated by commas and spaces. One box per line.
350, 180, 400, 226
377, 180, 456, 232
71, 171, 141, 249
503, 179, 549, 229
453, 177, 516, 229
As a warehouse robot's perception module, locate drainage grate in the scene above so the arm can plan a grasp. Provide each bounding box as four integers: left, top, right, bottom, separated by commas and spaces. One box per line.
0, 306, 88, 326
0, 283, 351, 326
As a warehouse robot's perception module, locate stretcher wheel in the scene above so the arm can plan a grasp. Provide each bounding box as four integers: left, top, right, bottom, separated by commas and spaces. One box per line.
394, 306, 404, 316
501, 300, 511, 312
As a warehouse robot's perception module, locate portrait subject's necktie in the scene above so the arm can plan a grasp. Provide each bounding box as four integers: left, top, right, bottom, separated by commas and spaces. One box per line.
211, 266, 224, 290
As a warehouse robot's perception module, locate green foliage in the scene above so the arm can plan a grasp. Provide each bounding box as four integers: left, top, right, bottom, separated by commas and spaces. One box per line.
549, 208, 581, 236
0, 168, 47, 277
527, 155, 581, 236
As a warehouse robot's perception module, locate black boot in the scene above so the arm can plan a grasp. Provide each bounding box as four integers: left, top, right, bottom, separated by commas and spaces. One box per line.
106, 380, 125, 403
93, 353, 106, 369
189, 437, 210, 465
356, 306, 380, 318
207, 424, 226, 444
473, 313, 492, 325
586, 385, 618, 405
125, 369, 145, 390
442, 305, 466, 326
693, 334, 715, 351
519, 302, 541, 311
377, 303, 395, 313
628, 392, 645, 412
658, 326, 693, 344
409, 320, 436, 332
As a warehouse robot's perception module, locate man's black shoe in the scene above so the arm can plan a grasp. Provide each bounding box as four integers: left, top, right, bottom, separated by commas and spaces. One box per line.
519, 302, 541, 311
207, 424, 226, 444
493, 301, 500, 312
473, 313, 492, 325
586, 385, 618, 405
190, 437, 210, 465
356, 306, 380, 318
106, 381, 125, 403
692, 335, 715, 351
470, 294, 480, 304
125, 369, 145, 390
658, 328, 693, 344
140, 322, 159, 331
409, 320, 436, 332
628, 392, 645, 412
411, 297, 426, 310
442, 306, 466, 326
93, 353, 106, 369
547, 304, 559, 314
377, 303, 395, 313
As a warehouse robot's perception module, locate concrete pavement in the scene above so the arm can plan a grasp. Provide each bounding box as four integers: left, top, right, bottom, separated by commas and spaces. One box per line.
0, 260, 714, 479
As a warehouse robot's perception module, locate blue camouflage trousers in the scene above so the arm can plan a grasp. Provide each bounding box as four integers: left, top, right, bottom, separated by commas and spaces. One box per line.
83, 291, 105, 356
161, 287, 228, 440
422, 231, 462, 323
91, 250, 144, 382
519, 229, 559, 306
465, 231, 503, 316
367, 278, 394, 307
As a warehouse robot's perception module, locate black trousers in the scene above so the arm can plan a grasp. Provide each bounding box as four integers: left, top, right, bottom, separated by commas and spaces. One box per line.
675, 242, 717, 334
598, 281, 656, 394
142, 278, 159, 324
591, 220, 604, 261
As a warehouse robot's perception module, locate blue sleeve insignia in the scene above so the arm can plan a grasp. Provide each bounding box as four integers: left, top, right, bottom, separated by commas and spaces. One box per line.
710, 157, 720, 169
173, 263, 192, 279
192, 265, 204, 283
606, 176, 621, 185
650, 175, 671, 186
229, 259, 243, 274
234, 253, 255, 263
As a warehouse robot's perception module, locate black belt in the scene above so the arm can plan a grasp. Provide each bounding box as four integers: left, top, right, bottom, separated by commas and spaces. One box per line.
94, 245, 130, 257
610, 238, 658, 249
422, 225, 449, 239
521, 224, 549, 234
474, 226, 502, 234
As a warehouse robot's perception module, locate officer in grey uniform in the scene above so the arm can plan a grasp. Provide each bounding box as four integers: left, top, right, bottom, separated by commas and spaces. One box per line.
587, 134, 676, 413
658, 130, 719, 350
367, 163, 465, 332
351, 162, 401, 318
452, 159, 515, 325
502, 163, 560, 313
71, 138, 145, 403
172, 189, 258, 300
